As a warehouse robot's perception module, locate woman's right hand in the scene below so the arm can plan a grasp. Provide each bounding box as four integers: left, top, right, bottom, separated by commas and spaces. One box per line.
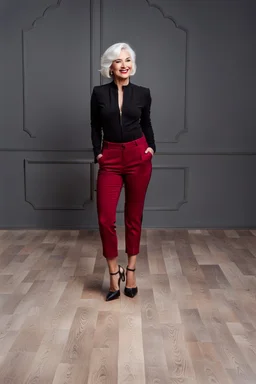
97, 154, 103, 162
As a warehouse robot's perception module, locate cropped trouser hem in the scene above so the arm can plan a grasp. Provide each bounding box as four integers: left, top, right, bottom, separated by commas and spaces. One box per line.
126, 249, 140, 256
103, 254, 118, 260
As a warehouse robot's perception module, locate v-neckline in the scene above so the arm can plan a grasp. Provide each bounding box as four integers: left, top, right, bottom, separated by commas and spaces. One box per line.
110, 80, 131, 116
118, 89, 123, 115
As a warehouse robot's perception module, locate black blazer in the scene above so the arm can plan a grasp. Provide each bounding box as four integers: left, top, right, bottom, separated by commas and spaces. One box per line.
90, 80, 156, 162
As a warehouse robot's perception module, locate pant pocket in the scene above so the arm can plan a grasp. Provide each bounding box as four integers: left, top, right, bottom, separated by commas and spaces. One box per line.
140, 146, 152, 161
98, 148, 110, 164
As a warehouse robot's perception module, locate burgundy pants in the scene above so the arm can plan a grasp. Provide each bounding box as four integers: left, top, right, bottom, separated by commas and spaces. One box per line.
96, 135, 152, 259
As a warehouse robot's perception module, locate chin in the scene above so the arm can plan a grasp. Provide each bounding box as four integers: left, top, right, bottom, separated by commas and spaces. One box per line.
119, 74, 130, 79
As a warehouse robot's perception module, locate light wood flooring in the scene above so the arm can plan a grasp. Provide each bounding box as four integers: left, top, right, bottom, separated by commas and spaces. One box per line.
0, 228, 256, 384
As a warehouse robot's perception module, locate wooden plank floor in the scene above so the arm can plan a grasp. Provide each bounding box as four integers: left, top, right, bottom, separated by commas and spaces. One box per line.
0, 228, 256, 384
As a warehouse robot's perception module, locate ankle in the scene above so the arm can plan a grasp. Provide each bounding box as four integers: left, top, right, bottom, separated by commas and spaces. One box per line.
127, 255, 137, 270
108, 263, 118, 274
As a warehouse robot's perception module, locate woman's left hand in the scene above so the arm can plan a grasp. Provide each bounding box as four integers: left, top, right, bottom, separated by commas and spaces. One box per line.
145, 147, 154, 156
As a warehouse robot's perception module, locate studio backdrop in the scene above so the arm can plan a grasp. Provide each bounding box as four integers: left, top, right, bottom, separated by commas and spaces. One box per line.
0, 0, 255, 229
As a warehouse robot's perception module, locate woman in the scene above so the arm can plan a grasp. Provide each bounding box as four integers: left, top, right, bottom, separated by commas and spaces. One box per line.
90, 42, 156, 301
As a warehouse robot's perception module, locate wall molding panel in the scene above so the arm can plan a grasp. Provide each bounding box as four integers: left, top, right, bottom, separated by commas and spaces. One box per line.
22, 0, 64, 138
145, 0, 188, 143
100, 0, 188, 144
21, 0, 92, 146
24, 159, 94, 210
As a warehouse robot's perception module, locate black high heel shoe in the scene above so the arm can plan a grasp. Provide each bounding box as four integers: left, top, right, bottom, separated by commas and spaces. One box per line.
106, 265, 125, 302
124, 266, 138, 298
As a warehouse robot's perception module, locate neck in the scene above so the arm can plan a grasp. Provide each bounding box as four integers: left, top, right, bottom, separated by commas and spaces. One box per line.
113, 77, 130, 90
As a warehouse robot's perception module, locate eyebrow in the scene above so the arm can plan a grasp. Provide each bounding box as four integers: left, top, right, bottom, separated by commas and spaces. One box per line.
115, 57, 131, 60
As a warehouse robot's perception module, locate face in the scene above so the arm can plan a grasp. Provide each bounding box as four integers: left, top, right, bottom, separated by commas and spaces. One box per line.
110, 49, 133, 80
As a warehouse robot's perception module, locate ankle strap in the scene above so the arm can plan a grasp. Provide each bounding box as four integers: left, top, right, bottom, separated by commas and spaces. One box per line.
110, 265, 123, 275
110, 270, 119, 275
126, 266, 136, 272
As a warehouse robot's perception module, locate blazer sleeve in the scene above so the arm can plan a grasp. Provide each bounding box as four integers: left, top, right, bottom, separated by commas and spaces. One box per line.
90, 87, 102, 163
140, 88, 156, 153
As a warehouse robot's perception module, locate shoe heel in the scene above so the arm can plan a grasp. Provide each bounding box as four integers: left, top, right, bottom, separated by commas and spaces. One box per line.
119, 267, 125, 282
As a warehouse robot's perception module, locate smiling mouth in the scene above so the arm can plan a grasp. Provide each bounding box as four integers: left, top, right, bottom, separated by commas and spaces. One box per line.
120, 69, 129, 73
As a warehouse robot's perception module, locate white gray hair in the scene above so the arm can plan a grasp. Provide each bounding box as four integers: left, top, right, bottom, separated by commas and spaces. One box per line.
100, 42, 137, 78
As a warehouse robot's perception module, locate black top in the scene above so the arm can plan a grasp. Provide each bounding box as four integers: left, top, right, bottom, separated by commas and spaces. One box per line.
90, 80, 156, 162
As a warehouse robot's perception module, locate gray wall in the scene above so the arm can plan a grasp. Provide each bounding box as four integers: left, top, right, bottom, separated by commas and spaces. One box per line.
0, 0, 255, 229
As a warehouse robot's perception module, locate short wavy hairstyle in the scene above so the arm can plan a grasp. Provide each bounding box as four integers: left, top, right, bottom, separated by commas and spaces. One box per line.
100, 42, 137, 78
